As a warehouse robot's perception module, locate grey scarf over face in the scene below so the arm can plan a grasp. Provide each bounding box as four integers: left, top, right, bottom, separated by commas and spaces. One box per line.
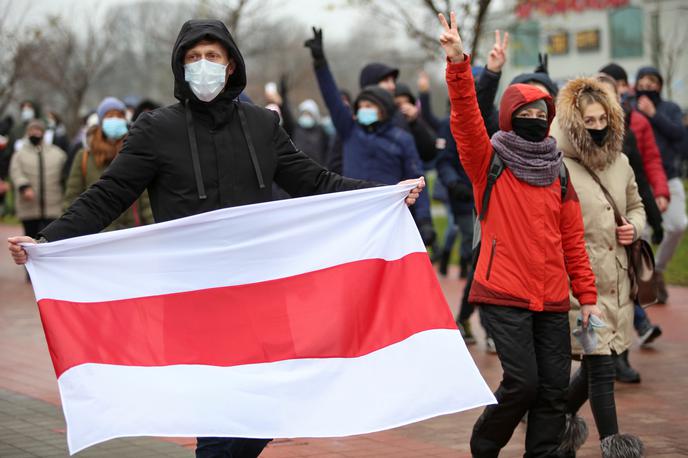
491, 130, 563, 187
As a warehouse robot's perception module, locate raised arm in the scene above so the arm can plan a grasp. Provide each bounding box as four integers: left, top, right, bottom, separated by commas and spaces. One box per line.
476, 30, 508, 127
438, 12, 492, 212
305, 27, 356, 140
417, 71, 442, 130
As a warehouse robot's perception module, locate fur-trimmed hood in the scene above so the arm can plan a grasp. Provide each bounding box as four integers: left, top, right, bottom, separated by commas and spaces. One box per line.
556, 77, 624, 170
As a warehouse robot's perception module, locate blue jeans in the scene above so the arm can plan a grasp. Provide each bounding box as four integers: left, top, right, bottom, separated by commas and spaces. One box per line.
633, 302, 650, 331
196, 437, 271, 458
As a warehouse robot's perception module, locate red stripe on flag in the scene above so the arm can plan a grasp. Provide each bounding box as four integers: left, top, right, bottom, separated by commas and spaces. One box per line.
38, 252, 454, 377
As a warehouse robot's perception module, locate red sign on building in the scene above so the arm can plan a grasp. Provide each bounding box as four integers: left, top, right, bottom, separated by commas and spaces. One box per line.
515, 0, 630, 19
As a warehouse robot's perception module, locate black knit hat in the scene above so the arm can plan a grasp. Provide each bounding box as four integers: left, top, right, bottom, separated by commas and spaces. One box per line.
359, 63, 399, 89
354, 85, 396, 120
510, 72, 558, 97
599, 63, 628, 83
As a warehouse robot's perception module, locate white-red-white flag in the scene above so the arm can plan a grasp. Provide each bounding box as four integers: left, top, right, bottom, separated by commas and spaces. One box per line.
26, 184, 495, 454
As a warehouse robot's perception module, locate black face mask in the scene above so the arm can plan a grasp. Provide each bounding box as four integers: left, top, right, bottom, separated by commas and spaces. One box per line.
636, 89, 661, 105
587, 126, 609, 147
511, 117, 549, 142
28, 135, 43, 146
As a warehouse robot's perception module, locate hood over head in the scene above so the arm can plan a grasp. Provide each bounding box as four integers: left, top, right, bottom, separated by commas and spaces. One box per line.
499, 84, 555, 133
635, 66, 664, 89
171, 19, 247, 104
510, 72, 558, 97
359, 62, 399, 89
394, 82, 416, 105
298, 99, 321, 121
556, 76, 624, 170
354, 85, 396, 121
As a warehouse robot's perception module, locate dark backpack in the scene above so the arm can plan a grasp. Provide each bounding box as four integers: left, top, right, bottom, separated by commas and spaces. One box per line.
471, 153, 569, 257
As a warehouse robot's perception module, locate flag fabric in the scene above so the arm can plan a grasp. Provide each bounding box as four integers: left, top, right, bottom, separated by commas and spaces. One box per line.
25, 184, 496, 454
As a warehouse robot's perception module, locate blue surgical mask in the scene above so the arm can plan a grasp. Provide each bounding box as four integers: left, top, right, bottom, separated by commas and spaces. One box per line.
102, 117, 128, 139
298, 114, 316, 129
357, 107, 378, 126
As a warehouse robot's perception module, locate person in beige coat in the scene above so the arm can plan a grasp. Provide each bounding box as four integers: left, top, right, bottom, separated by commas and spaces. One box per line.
554, 77, 646, 456
9, 119, 67, 239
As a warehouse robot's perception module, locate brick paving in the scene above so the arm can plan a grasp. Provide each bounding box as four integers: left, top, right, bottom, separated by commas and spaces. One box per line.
1, 222, 687, 457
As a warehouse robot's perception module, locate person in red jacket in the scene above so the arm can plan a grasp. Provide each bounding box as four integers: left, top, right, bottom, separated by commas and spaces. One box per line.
438, 12, 599, 457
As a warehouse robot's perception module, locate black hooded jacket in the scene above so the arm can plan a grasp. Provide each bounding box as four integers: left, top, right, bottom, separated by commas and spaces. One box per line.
41, 20, 371, 241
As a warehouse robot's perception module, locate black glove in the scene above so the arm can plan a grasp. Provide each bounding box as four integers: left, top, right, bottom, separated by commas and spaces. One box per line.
304, 27, 326, 67
534, 53, 549, 75
418, 220, 436, 247
651, 225, 664, 245
448, 182, 473, 202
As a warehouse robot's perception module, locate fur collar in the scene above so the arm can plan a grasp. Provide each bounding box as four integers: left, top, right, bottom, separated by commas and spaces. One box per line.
556, 77, 624, 171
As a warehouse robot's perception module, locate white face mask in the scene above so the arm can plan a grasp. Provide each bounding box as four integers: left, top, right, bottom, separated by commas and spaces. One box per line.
21, 107, 35, 122
184, 59, 228, 102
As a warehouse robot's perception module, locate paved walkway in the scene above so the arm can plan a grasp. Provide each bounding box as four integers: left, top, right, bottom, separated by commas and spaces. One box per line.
1, 223, 687, 457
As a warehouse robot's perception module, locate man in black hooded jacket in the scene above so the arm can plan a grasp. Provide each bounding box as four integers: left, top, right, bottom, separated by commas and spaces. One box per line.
7, 19, 425, 458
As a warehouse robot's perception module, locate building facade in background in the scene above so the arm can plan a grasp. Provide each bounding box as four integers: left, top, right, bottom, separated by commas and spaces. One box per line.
480, 0, 688, 107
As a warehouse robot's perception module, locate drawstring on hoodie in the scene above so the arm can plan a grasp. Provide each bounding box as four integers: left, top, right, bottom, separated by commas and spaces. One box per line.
236, 101, 265, 189
184, 99, 266, 200
184, 100, 207, 200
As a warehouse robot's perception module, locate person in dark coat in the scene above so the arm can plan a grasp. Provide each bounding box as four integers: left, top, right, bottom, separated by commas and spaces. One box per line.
394, 82, 437, 162
435, 120, 474, 276
359, 61, 438, 163
7, 19, 425, 458
269, 77, 330, 167
305, 27, 435, 246
634, 66, 687, 304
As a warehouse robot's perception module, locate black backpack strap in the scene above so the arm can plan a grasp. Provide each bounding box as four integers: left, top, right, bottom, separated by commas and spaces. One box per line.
478, 151, 504, 221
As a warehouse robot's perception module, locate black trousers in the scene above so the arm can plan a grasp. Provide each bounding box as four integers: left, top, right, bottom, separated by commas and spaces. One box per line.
195, 437, 271, 458
567, 355, 618, 439
470, 305, 571, 458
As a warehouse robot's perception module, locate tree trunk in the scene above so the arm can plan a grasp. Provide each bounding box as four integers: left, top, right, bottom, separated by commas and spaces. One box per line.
469, 0, 491, 61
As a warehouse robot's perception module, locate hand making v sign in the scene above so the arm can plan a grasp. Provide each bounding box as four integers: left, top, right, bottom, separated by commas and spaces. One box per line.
437, 12, 465, 63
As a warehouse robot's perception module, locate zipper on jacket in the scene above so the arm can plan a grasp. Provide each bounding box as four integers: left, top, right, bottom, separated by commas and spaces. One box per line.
486, 238, 496, 281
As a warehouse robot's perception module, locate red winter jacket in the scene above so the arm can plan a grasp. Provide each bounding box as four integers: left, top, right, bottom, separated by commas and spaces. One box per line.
446, 57, 597, 312
629, 110, 670, 200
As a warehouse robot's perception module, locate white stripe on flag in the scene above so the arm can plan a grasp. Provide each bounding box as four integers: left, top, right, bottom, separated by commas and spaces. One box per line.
26, 185, 423, 302
59, 330, 495, 454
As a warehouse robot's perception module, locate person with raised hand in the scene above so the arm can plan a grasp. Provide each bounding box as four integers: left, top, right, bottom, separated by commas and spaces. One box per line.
305, 26, 435, 247
438, 11, 599, 457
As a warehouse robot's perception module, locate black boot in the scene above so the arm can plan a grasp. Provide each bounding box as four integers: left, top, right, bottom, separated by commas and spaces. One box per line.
438, 250, 450, 276
614, 350, 640, 384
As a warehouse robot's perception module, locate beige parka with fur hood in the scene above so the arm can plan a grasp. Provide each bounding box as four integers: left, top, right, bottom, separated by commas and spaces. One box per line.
553, 77, 646, 356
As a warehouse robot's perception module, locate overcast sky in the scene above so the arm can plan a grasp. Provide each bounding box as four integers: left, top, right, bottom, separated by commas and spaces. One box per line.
5, 0, 379, 42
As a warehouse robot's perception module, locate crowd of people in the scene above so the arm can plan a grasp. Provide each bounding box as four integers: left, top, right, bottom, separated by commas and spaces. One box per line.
1, 11, 687, 458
